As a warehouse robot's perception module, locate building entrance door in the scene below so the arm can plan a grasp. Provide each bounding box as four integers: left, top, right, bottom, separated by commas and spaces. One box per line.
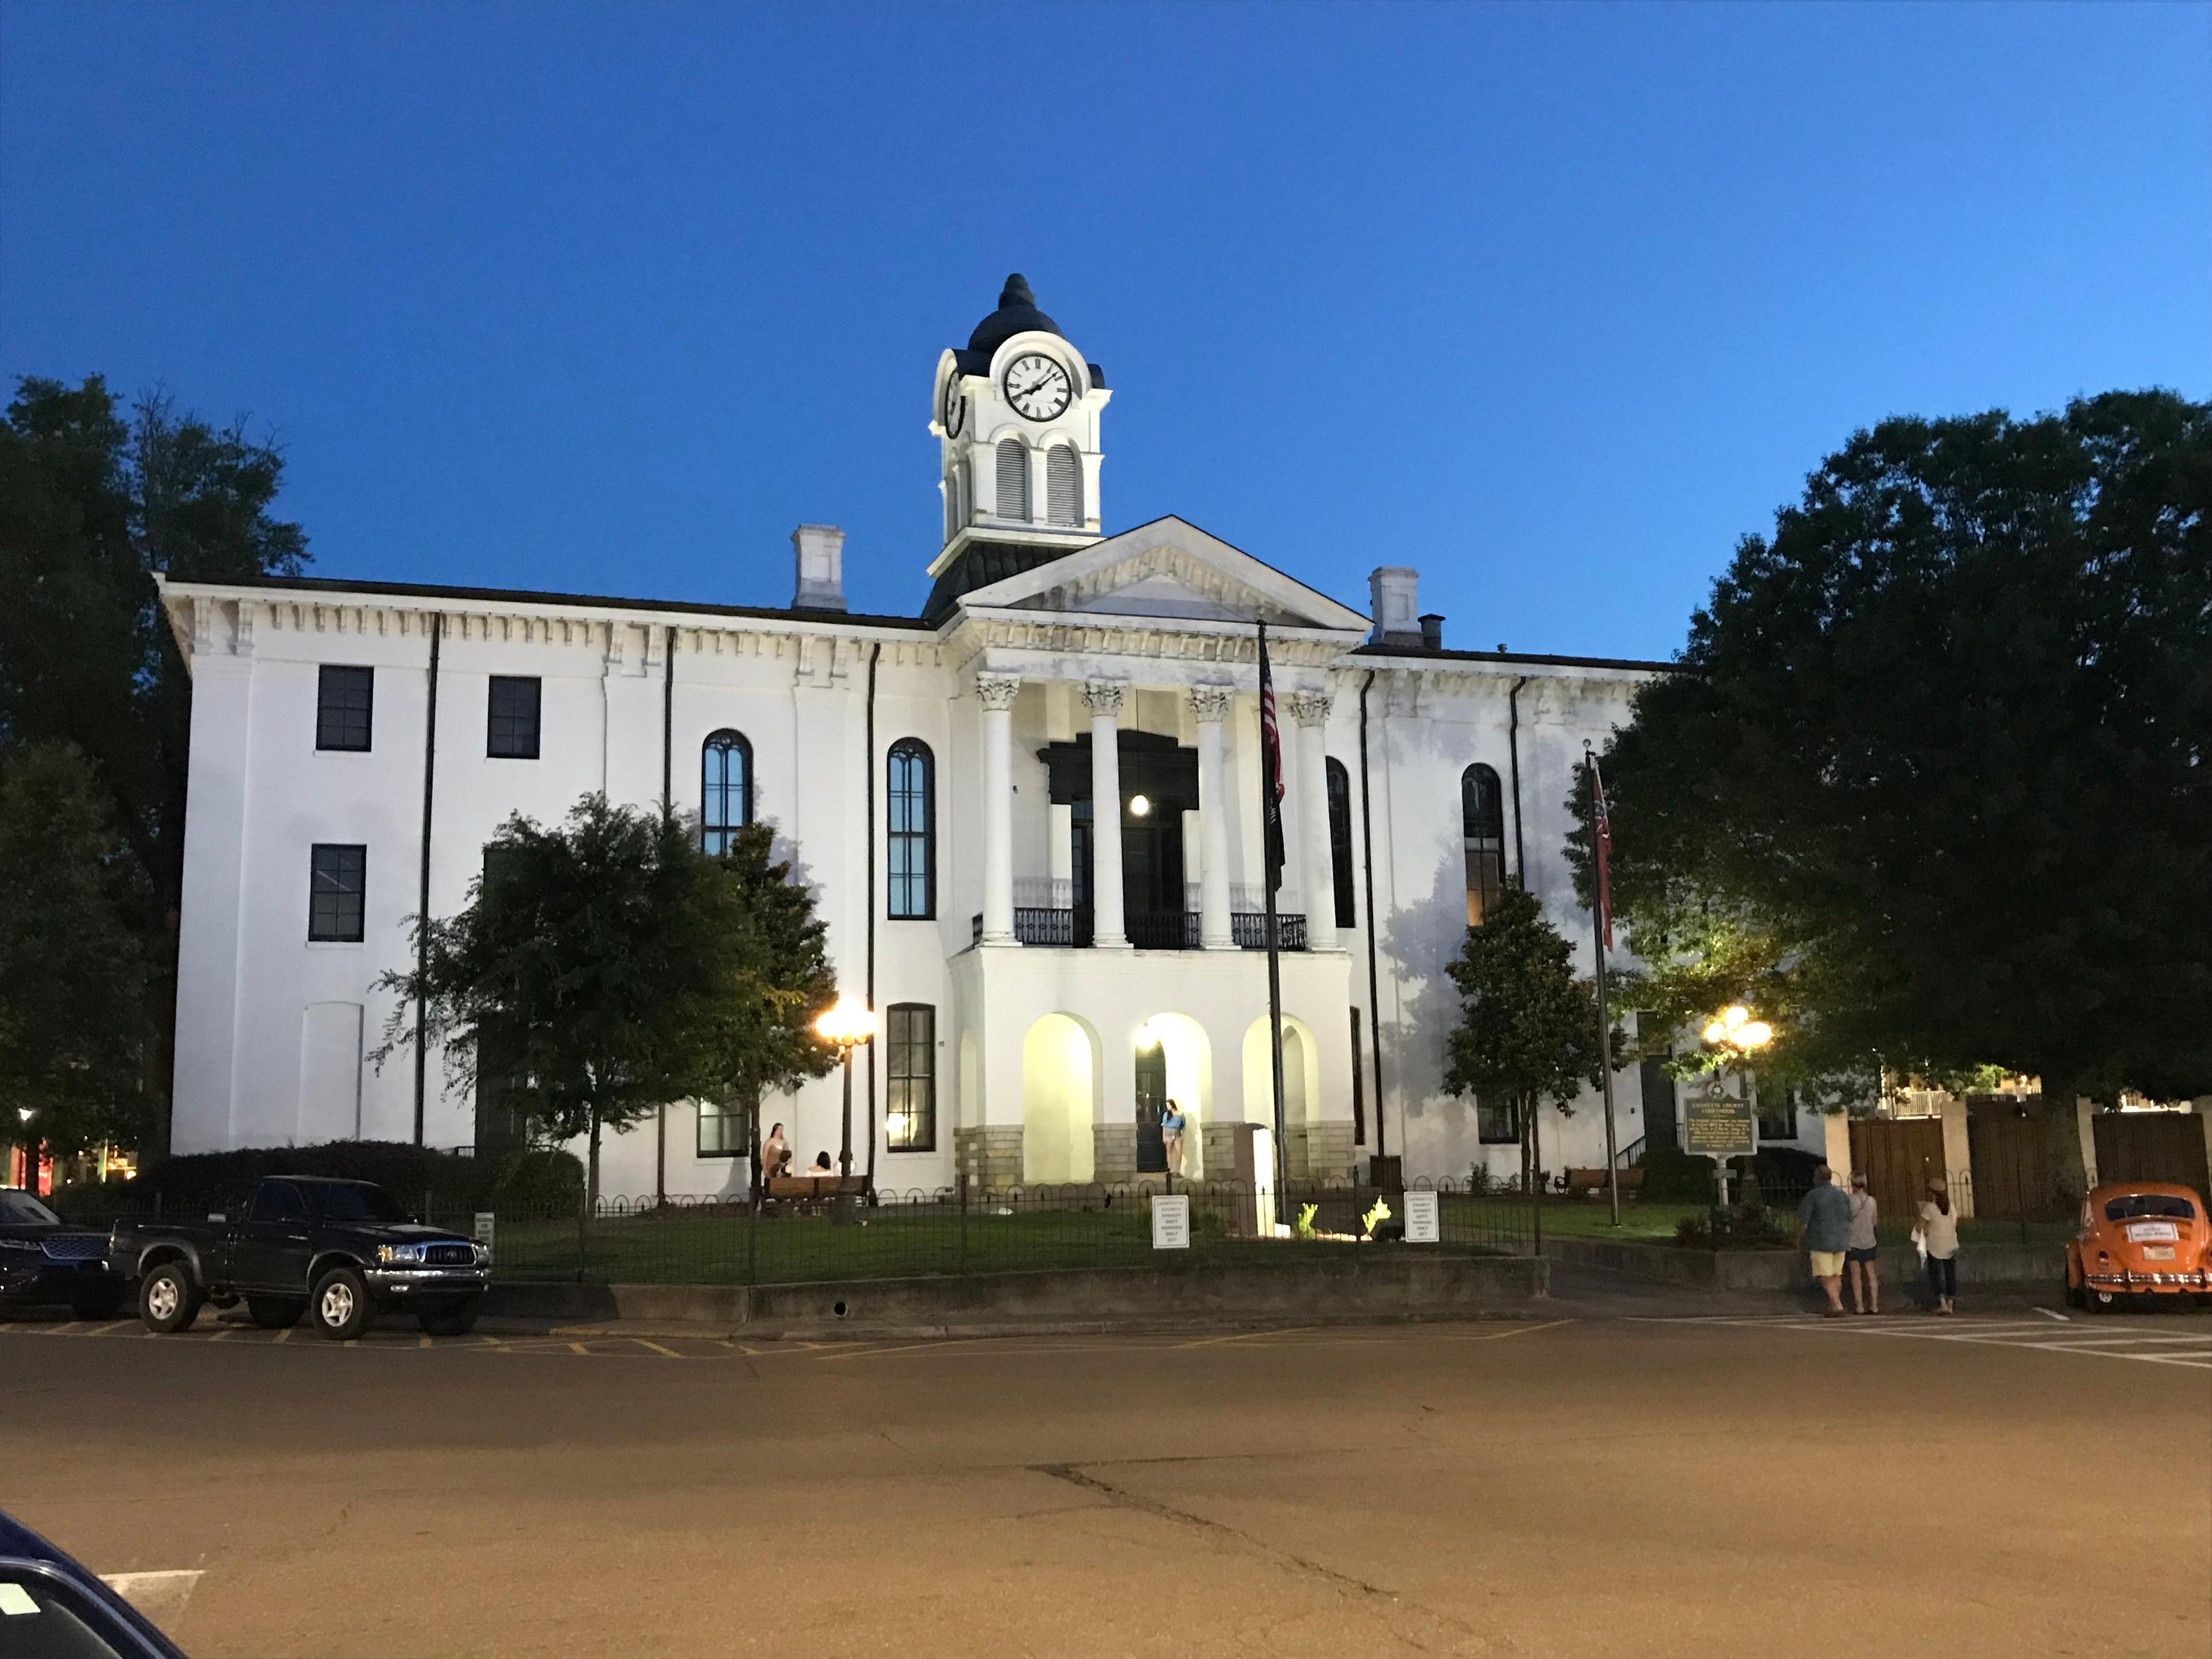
1134, 1037, 1168, 1174
1122, 812, 1188, 948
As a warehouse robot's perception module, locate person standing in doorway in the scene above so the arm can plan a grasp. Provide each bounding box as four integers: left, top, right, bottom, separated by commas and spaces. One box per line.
1161, 1101, 1187, 1179
1844, 1171, 1880, 1314
1918, 1175, 1960, 1315
1796, 1164, 1853, 1318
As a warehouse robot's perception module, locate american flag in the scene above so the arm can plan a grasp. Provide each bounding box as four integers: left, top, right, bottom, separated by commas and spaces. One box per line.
1259, 622, 1285, 893
1589, 750, 1614, 952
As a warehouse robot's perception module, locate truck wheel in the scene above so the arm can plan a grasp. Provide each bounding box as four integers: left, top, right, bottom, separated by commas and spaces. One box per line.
71, 1288, 125, 1320
247, 1296, 305, 1330
139, 1264, 201, 1334
418, 1300, 480, 1338
309, 1268, 373, 1342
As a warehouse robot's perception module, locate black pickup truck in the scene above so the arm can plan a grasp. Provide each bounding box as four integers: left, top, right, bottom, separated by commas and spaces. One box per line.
109, 1176, 488, 1340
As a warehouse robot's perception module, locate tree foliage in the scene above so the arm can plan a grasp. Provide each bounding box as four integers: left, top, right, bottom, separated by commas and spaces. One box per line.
0, 742, 153, 1156
1443, 884, 1610, 1136
374, 796, 839, 1203
1578, 391, 2212, 1121
0, 376, 308, 1156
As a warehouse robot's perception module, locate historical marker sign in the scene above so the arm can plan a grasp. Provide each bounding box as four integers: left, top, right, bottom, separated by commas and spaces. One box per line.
1681, 1082, 1755, 1161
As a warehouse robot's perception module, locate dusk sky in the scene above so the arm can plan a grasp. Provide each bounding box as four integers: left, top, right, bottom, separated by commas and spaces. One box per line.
4, 3, 2204, 661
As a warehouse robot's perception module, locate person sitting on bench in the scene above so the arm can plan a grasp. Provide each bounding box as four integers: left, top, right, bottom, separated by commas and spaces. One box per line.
809, 1152, 836, 1176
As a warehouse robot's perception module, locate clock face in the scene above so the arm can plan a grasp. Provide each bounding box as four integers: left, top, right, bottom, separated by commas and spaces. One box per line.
1003, 353, 1073, 422
940, 376, 966, 439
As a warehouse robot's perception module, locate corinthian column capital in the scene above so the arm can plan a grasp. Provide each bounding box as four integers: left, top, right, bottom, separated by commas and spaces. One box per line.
1185, 685, 1232, 724
1285, 690, 1334, 726
975, 673, 1023, 712
1081, 680, 1127, 718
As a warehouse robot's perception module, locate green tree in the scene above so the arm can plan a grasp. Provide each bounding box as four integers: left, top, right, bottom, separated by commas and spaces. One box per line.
1580, 391, 2212, 1188
1443, 884, 1610, 1183
373, 797, 838, 1217
0, 742, 152, 1160
0, 376, 309, 1156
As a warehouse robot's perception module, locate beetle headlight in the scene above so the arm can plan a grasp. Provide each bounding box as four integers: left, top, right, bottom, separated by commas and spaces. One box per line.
376, 1243, 427, 1265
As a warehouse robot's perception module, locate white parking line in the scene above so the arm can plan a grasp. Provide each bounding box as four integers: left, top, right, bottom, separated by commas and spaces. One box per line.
100, 1570, 202, 1622
1639, 1312, 2212, 1369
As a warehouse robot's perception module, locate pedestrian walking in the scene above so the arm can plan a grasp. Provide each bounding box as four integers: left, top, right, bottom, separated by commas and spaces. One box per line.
1916, 1175, 1960, 1315
1161, 1101, 1187, 1179
1795, 1163, 1853, 1317
1844, 1171, 1880, 1314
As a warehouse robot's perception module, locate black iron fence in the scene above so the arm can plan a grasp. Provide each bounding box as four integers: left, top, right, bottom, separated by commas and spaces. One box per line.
417, 1177, 1533, 1287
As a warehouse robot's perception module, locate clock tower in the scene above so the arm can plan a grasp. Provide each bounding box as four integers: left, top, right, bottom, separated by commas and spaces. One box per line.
928, 275, 1110, 572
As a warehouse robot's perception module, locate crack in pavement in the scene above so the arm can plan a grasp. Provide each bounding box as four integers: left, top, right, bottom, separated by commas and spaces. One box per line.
1029, 1462, 1505, 1654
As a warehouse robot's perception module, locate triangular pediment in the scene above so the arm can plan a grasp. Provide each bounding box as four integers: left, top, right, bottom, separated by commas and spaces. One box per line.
955, 516, 1369, 633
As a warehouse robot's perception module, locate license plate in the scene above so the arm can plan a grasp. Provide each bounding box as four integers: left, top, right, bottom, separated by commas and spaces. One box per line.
2126, 1222, 2180, 1243
2142, 1247, 2175, 1262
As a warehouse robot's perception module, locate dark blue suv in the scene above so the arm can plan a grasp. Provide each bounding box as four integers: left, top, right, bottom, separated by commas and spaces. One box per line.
0, 1190, 128, 1319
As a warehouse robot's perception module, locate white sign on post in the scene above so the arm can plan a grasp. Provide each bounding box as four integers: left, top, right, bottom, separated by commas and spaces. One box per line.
1151, 1194, 1191, 1250
1403, 1190, 1440, 1244
473, 1213, 496, 1257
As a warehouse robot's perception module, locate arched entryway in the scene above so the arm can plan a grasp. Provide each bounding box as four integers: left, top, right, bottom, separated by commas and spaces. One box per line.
1242, 1014, 1323, 1176
1021, 1013, 1100, 1185
1133, 1013, 1210, 1180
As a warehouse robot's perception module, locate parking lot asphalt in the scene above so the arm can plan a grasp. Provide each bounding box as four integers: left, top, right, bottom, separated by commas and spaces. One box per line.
3, 1292, 2207, 1659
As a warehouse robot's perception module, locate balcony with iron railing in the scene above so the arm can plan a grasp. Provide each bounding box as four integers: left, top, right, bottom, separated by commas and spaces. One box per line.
973, 896, 1305, 952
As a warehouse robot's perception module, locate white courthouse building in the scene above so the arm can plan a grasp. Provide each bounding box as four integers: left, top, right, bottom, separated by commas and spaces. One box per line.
158, 276, 1683, 1196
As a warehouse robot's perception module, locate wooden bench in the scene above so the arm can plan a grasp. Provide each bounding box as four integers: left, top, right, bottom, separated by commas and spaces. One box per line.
1564, 1168, 1644, 1199
764, 1175, 869, 1214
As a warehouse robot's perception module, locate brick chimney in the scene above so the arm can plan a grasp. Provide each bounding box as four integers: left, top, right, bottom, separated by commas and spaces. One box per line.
1368, 566, 1421, 647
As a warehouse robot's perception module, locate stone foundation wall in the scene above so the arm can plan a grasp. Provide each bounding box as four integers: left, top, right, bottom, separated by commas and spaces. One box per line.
955, 1126, 1024, 1191
1092, 1123, 1138, 1187
1304, 1123, 1357, 1183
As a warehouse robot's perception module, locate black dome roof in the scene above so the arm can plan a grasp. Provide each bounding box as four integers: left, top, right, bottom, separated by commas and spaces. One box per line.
967, 273, 1063, 355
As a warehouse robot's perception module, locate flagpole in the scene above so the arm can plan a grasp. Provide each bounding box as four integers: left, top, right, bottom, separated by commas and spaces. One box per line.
1586, 746, 1620, 1227
1258, 622, 1289, 1213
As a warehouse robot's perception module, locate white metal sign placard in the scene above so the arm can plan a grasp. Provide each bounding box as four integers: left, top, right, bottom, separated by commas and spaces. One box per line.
473, 1213, 496, 1257
1151, 1194, 1191, 1250
1403, 1189, 1440, 1244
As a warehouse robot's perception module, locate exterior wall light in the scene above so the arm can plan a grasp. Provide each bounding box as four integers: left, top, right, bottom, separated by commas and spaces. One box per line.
1128, 793, 1151, 817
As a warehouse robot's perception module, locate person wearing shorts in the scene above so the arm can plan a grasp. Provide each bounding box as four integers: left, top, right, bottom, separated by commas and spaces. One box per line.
1844, 1171, 1880, 1313
1796, 1164, 1853, 1317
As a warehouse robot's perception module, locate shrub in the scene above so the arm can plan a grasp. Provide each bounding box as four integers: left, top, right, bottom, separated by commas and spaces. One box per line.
490, 1147, 586, 1214
1634, 1145, 1717, 1203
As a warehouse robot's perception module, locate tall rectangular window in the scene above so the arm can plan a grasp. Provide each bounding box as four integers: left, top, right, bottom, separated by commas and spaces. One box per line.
1757, 1092, 1799, 1144
886, 739, 934, 919
1350, 1007, 1366, 1146
885, 1003, 936, 1152
487, 676, 541, 759
316, 665, 374, 752
698, 1094, 751, 1158
1476, 1096, 1521, 1145
1326, 757, 1357, 927
308, 844, 367, 941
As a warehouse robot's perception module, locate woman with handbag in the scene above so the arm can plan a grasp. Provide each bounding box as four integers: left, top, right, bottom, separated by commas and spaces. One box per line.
1916, 1175, 1960, 1315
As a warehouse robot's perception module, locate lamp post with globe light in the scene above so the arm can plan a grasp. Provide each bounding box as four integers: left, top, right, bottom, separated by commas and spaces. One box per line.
815, 999, 876, 1182
1699, 1006, 1772, 1207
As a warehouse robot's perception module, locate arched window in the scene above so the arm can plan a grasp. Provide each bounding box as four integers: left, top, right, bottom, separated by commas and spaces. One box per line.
887, 737, 935, 918
702, 730, 752, 854
1046, 444, 1082, 526
1461, 763, 1506, 926
1325, 757, 1357, 927
995, 438, 1030, 520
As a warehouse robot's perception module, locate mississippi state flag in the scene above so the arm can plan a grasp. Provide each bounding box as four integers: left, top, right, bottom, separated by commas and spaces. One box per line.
1259, 623, 1285, 893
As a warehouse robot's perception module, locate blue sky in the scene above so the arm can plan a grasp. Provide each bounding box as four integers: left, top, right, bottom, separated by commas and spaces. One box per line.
4, 3, 2205, 661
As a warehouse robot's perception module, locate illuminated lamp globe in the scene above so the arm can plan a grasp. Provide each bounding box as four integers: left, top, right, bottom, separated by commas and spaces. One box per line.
1128, 794, 1151, 817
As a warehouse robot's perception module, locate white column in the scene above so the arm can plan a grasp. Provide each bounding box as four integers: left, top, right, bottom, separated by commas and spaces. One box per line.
1084, 681, 1130, 948
976, 673, 1021, 944
1288, 691, 1336, 934
1189, 686, 1234, 949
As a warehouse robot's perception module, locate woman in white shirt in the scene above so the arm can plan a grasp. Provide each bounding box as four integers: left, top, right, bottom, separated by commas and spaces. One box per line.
1918, 1175, 1961, 1315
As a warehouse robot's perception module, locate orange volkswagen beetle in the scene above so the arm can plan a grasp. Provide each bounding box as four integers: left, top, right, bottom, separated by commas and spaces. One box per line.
2065, 1183, 2211, 1311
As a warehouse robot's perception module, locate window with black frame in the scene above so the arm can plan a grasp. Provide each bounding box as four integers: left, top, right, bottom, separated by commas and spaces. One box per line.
887, 738, 934, 918
316, 665, 374, 751
308, 843, 367, 941
885, 1003, 935, 1152
698, 1094, 751, 1158
1476, 1094, 1522, 1145
1461, 763, 1506, 925
1326, 756, 1356, 927
702, 729, 752, 853
487, 676, 541, 758
1757, 1089, 1799, 1143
